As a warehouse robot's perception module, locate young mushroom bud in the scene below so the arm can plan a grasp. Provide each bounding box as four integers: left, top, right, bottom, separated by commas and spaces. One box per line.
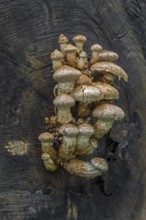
50, 50, 64, 72
73, 85, 103, 117
99, 50, 119, 62
53, 94, 75, 124
73, 35, 87, 53
91, 157, 108, 172
53, 65, 81, 95
58, 124, 79, 160
90, 44, 103, 65
58, 34, 68, 55
90, 62, 128, 83
64, 44, 77, 67
75, 123, 96, 156
38, 132, 57, 160
41, 153, 58, 172
77, 51, 87, 70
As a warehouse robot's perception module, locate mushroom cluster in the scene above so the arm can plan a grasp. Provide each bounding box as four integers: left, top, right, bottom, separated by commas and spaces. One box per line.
38, 34, 128, 179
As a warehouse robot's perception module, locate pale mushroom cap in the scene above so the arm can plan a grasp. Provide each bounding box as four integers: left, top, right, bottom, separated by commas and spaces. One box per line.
73, 35, 87, 43
50, 49, 64, 60
79, 51, 87, 58
90, 62, 128, 82
64, 44, 77, 52
91, 44, 103, 52
38, 132, 54, 142
92, 103, 125, 121
53, 65, 81, 82
59, 123, 79, 136
53, 94, 75, 107
99, 50, 119, 62
91, 157, 108, 172
41, 153, 51, 160
92, 82, 119, 100
58, 34, 68, 43
78, 123, 94, 135
73, 85, 103, 103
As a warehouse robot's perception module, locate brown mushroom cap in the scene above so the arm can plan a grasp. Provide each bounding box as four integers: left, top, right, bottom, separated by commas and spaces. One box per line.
53, 65, 81, 82
73, 85, 103, 103
59, 124, 79, 136
90, 62, 128, 82
92, 103, 125, 121
91, 44, 103, 52
91, 157, 108, 172
50, 49, 64, 60
53, 94, 75, 108
73, 35, 87, 43
58, 34, 68, 44
78, 123, 94, 136
76, 74, 92, 86
64, 44, 77, 53
99, 50, 119, 62
38, 132, 54, 142
79, 51, 87, 58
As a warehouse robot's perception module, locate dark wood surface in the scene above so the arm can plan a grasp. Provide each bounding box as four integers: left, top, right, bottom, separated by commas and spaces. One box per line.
0, 0, 146, 219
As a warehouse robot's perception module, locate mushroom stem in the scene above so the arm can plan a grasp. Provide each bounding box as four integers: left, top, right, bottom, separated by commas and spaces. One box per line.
66, 52, 76, 67
93, 119, 113, 139
57, 108, 73, 125
41, 153, 58, 172
77, 51, 87, 70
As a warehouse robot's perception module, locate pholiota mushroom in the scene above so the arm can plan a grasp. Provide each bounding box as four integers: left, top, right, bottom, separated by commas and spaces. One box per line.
50, 49, 64, 71
73, 35, 87, 53
58, 34, 68, 55
77, 51, 87, 70
64, 44, 77, 67
53, 65, 81, 95
98, 50, 119, 62
90, 44, 103, 65
53, 94, 75, 124
58, 124, 79, 160
75, 74, 92, 87
41, 153, 58, 172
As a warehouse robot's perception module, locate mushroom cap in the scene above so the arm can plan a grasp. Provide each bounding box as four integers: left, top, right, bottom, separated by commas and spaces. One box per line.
78, 123, 94, 136
38, 132, 54, 142
92, 82, 119, 100
59, 123, 79, 136
53, 94, 75, 107
92, 103, 125, 121
91, 157, 108, 172
50, 49, 64, 60
79, 51, 87, 58
73, 35, 87, 43
73, 85, 103, 103
76, 74, 92, 86
64, 44, 77, 53
99, 50, 119, 62
91, 44, 103, 52
53, 65, 81, 82
41, 153, 51, 161
90, 62, 128, 82
58, 34, 68, 44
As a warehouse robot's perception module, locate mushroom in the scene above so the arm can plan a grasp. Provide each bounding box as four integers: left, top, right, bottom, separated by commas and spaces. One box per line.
92, 103, 125, 138
41, 153, 58, 172
64, 44, 77, 67
50, 49, 64, 72
99, 50, 119, 62
53, 65, 81, 95
90, 62, 128, 83
92, 82, 119, 100
58, 124, 79, 160
58, 34, 68, 55
53, 94, 75, 124
77, 51, 87, 70
91, 157, 108, 172
75, 123, 96, 156
75, 74, 92, 86
73, 35, 87, 53
90, 44, 103, 65
38, 132, 57, 160
73, 85, 103, 117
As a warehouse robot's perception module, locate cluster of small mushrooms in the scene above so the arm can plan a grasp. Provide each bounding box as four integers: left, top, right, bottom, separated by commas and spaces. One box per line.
38, 34, 128, 179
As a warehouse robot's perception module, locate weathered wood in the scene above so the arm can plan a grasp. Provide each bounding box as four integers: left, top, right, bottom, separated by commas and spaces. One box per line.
0, 0, 146, 219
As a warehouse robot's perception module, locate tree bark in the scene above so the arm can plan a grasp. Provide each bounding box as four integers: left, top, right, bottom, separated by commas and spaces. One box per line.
0, 0, 146, 219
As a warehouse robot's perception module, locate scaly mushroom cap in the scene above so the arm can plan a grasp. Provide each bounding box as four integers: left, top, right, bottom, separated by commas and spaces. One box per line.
38, 132, 54, 142
92, 82, 119, 100
73, 85, 103, 103
91, 44, 103, 52
76, 74, 92, 86
59, 124, 79, 136
91, 157, 108, 172
99, 50, 119, 62
90, 62, 128, 82
58, 34, 68, 44
78, 123, 94, 136
50, 49, 64, 60
53, 94, 75, 108
64, 44, 77, 53
73, 35, 87, 44
92, 103, 125, 121
53, 65, 81, 82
